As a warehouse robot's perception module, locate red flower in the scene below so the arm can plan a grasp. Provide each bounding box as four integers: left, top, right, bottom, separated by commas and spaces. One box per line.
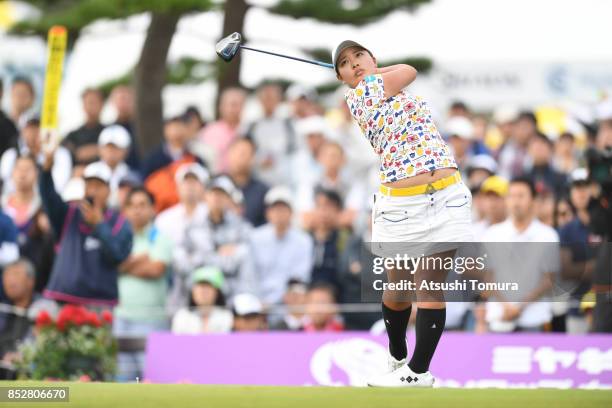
101, 310, 113, 325
56, 315, 68, 332
35, 310, 53, 328
86, 312, 101, 328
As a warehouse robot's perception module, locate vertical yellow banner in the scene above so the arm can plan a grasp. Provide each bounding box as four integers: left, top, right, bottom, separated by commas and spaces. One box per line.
40, 25, 67, 144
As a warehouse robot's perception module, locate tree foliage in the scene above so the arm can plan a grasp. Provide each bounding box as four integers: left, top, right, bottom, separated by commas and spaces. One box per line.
270, 0, 430, 25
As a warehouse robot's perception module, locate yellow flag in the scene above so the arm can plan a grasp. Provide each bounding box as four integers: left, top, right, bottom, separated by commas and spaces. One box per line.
40, 25, 67, 143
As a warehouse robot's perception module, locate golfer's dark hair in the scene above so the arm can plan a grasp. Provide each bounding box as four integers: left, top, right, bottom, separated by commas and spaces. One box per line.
12, 76, 34, 96
315, 187, 343, 209
126, 186, 156, 207
510, 176, 537, 198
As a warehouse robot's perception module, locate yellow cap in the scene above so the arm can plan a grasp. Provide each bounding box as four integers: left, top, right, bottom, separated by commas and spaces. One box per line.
480, 175, 509, 197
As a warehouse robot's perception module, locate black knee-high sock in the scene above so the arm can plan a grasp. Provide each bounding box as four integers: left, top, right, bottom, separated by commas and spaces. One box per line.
382, 303, 412, 361
408, 308, 446, 374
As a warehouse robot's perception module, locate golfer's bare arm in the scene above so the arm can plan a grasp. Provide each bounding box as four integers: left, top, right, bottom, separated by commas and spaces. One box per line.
377, 65, 418, 99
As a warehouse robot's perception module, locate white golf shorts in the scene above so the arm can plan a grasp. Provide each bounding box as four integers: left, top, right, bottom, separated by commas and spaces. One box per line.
371, 180, 474, 258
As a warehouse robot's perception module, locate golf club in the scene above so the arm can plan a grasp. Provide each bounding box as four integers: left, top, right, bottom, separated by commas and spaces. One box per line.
216, 32, 334, 70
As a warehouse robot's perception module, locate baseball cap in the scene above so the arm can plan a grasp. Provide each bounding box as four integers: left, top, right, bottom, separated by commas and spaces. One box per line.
493, 105, 520, 125
480, 175, 509, 197
445, 117, 474, 140
264, 186, 293, 207
83, 161, 112, 184
191, 266, 224, 290
569, 168, 590, 185
118, 173, 142, 188
175, 163, 210, 185
98, 125, 131, 149
467, 154, 498, 175
295, 116, 332, 139
286, 84, 317, 102
332, 40, 372, 74
595, 99, 612, 121
209, 175, 237, 198
232, 293, 263, 316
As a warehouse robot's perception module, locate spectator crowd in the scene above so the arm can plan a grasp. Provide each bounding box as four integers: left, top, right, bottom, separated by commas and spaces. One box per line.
0, 76, 610, 381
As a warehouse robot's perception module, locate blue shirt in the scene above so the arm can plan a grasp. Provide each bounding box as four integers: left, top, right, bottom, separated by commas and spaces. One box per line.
39, 170, 133, 306
559, 218, 595, 262
248, 224, 313, 304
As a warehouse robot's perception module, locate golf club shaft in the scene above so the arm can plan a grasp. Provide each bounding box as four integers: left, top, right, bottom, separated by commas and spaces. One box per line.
240, 45, 334, 69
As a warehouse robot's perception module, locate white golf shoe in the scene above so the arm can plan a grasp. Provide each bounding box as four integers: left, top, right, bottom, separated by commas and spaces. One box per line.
367, 363, 435, 388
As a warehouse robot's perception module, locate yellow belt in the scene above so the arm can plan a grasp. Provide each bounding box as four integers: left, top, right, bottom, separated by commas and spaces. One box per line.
379, 171, 462, 197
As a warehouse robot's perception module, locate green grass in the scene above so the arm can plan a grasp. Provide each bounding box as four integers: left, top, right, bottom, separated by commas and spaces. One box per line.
1, 381, 610, 408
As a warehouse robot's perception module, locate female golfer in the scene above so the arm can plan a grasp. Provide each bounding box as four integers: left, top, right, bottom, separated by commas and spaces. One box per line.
333, 40, 473, 387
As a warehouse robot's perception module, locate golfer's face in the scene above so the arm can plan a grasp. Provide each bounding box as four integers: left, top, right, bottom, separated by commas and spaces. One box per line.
337, 47, 376, 88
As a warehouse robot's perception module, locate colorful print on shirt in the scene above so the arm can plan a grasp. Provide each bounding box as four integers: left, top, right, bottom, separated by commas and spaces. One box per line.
345, 74, 457, 183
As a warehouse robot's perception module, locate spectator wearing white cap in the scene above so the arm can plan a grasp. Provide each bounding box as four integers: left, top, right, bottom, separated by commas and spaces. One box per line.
248, 186, 313, 305
38, 154, 133, 306
202, 175, 254, 298
232, 293, 267, 331
245, 83, 296, 186
465, 154, 497, 190
491, 105, 520, 154
445, 116, 477, 175
95, 125, 140, 208
155, 163, 213, 310
1, 118, 72, 195
290, 116, 330, 190
286, 84, 320, 119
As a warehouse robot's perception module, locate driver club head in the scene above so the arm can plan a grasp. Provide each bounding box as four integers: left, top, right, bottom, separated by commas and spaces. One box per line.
216, 32, 242, 62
